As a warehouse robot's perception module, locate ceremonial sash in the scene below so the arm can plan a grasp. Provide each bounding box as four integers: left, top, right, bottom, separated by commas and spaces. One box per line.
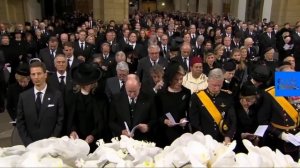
266, 86, 298, 124
197, 91, 222, 125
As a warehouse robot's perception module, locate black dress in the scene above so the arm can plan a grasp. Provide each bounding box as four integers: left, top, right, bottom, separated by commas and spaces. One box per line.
156, 86, 191, 147
6, 82, 33, 120
66, 91, 109, 152
234, 103, 258, 153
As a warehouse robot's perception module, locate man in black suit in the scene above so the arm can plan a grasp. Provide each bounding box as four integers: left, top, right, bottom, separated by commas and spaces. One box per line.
73, 30, 93, 62
259, 26, 276, 57
63, 42, 80, 73
159, 34, 171, 60
126, 31, 146, 59
171, 43, 192, 72
244, 37, 258, 61
47, 54, 73, 95
103, 30, 121, 55
117, 29, 130, 51
137, 44, 168, 83
189, 24, 198, 45
99, 42, 115, 78
17, 61, 64, 146
109, 74, 157, 141
39, 36, 63, 73
105, 61, 129, 101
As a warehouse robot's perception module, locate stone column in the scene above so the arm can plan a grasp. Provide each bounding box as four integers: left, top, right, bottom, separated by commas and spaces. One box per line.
23, 0, 42, 22
93, 0, 128, 24
262, 0, 272, 22
173, 0, 180, 11
212, 0, 223, 15
271, 0, 300, 26
198, 0, 208, 14
6, 0, 25, 24
237, 0, 246, 21
188, 0, 197, 12
0, 0, 9, 23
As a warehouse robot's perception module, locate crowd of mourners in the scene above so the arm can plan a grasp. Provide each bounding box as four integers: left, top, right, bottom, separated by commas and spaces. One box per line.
1, 10, 300, 160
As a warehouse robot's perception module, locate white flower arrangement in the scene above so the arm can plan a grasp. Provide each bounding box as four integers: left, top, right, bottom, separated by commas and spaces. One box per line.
0, 133, 300, 167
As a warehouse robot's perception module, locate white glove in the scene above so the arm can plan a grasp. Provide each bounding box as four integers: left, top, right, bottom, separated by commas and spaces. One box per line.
280, 132, 289, 142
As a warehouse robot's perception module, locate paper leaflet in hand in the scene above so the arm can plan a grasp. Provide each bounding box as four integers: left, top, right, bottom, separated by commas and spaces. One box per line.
124, 121, 139, 137
254, 125, 268, 137
286, 133, 300, 146
165, 112, 188, 126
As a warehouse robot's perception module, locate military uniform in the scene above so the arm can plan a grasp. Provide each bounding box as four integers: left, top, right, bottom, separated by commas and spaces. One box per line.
258, 86, 300, 161
189, 89, 236, 142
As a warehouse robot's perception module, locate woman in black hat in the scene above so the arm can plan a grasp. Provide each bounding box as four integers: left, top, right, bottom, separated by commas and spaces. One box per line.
234, 84, 259, 153
155, 61, 191, 147
7, 63, 33, 121
66, 62, 109, 152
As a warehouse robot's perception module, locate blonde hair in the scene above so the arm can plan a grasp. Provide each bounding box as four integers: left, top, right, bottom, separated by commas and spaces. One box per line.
203, 52, 215, 63
231, 48, 247, 70
15, 74, 30, 81
73, 82, 98, 94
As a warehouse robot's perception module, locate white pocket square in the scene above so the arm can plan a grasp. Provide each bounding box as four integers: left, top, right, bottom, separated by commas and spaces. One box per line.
48, 104, 55, 107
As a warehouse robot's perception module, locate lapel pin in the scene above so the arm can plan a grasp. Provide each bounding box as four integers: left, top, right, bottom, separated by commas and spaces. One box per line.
48, 98, 51, 101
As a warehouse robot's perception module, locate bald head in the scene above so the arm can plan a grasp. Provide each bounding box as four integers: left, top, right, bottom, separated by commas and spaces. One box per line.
125, 74, 141, 99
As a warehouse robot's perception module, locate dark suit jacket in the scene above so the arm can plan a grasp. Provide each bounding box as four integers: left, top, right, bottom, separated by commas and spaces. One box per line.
159, 44, 171, 60
47, 72, 74, 95
105, 77, 123, 101
259, 32, 276, 56
136, 57, 168, 83
39, 48, 63, 72
16, 86, 64, 146
171, 55, 192, 72
125, 43, 146, 59
68, 57, 81, 73
109, 91, 157, 141
73, 41, 93, 61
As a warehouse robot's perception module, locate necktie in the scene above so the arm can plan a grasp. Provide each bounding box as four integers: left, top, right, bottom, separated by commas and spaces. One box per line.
59, 76, 65, 85
59, 76, 65, 93
50, 50, 55, 57
120, 81, 125, 91
152, 61, 156, 66
80, 42, 84, 50
183, 58, 188, 70
129, 98, 135, 126
36, 92, 42, 117
67, 59, 71, 71
268, 33, 271, 38
163, 46, 167, 55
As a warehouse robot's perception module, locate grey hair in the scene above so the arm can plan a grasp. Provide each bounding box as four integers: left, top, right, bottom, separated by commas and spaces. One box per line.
115, 51, 126, 58
147, 44, 160, 52
208, 68, 224, 81
197, 35, 205, 41
116, 61, 129, 71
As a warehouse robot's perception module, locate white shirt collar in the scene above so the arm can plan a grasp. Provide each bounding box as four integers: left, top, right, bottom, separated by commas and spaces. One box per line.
34, 84, 47, 101
150, 58, 159, 64
128, 96, 137, 103
68, 55, 74, 61
57, 71, 67, 78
